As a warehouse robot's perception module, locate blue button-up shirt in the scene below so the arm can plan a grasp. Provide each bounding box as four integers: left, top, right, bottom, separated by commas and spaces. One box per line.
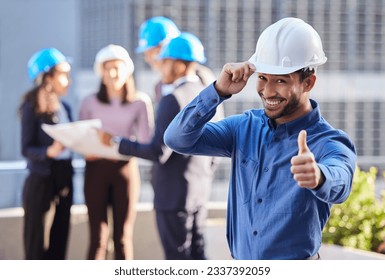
164, 83, 357, 259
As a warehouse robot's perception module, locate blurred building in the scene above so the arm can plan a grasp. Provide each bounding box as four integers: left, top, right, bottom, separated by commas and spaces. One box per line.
1, 0, 385, 208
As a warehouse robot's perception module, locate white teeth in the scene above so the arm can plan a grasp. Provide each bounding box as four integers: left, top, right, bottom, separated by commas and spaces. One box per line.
265, 99, 282, 105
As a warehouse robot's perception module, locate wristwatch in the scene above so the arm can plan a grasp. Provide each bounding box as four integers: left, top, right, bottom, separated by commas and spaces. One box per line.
110, 136, 122, 147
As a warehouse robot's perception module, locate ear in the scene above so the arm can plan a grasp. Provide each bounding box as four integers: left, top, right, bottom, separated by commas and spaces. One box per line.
303, 74, 316, 92
174, 60, 187, 75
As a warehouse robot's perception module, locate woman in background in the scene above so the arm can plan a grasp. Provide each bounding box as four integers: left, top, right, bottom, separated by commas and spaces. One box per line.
19, 48, 73, 259
79, 44, 153, 260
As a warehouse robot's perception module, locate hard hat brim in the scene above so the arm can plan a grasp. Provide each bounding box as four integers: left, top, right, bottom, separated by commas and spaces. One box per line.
248, 53, 327, 75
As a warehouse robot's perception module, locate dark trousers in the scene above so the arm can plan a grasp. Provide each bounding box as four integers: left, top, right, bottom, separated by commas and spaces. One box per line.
23, 160, 73, 260
84, 160, 131, 260
156, 208, 207, 260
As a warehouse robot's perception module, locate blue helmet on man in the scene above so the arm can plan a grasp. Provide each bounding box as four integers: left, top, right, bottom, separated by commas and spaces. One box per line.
158, 32, 207, 64
136, 16, 180, 53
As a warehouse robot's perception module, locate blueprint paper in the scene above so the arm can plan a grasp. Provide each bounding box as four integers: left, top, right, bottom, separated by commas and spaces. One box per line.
42, 119, 129, 161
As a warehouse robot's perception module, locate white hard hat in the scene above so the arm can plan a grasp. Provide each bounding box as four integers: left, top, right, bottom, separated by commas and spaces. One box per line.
94, 44, 134, 77
248, 17, 327, 75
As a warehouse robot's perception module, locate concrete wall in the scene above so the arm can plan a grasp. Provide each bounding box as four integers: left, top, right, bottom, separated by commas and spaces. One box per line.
0, 203, 231, 260
2, 204, 385, 260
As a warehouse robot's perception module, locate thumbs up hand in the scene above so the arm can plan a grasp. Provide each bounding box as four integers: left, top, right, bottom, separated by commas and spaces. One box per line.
290, 130, 325, 189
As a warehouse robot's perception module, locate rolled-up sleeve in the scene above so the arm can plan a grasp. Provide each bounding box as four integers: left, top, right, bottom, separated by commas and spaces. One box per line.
164, 83, 231, 156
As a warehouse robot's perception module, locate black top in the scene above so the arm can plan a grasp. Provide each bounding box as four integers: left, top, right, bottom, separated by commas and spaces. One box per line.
20, 100, 73, 176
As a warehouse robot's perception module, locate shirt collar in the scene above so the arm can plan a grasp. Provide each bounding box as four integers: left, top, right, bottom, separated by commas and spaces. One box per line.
173, 74, 200, 88
264, 99, 321, 136
162, 74, 200, 96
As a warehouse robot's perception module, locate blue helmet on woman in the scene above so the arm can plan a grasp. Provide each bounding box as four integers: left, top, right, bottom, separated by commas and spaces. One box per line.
27, 48, 68, 82
158, 32, 207, 64
136, 16, 180, 53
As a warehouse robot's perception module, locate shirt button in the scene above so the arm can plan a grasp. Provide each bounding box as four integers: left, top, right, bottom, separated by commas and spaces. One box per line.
253, 231, 258, 236
264, 167, 269, 172
257, 198, 263, 203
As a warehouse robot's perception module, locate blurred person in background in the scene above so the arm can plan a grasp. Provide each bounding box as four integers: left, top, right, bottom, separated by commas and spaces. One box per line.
79, 44, 153, 260
19, 48, 73, 259
136, 16, 217, 105
98, 33, 223, 259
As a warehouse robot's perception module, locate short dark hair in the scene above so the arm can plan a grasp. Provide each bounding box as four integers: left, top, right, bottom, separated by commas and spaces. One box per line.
295, 67, 315, 82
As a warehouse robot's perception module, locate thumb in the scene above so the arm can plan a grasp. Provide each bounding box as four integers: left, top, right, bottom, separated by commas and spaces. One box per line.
297, 130, 310, 155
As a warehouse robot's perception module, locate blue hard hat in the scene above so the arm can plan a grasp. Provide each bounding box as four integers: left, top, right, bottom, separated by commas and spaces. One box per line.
27, 48, 68, 81
158, 32, 207, 64
136, 16, 180, 53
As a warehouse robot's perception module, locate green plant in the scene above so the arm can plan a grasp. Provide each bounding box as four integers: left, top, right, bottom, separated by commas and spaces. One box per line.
322, 167, 385, 252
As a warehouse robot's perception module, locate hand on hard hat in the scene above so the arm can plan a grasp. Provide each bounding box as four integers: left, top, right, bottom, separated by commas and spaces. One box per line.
214, 62, 255, 97
248, 17, 327, 75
